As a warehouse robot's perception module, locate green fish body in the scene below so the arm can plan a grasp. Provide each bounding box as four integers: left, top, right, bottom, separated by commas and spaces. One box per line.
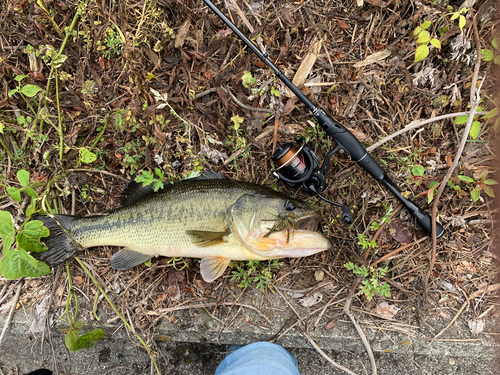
36, 174, 332, 282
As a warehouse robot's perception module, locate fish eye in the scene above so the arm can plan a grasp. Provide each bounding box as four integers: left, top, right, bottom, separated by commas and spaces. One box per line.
285, 202, 296, 211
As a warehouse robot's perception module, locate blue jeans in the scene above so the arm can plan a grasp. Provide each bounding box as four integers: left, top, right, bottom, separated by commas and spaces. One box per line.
214, 342, 301, 375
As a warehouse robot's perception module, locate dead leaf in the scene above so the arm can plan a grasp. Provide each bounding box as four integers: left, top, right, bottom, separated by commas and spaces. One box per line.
373, 302, 400, 320
336, 18, 350, 30
445, 155, 453, 166
175, 18, 191, 48
366, 0, 393, 7
30, 295, 53, 333
314, 270, 324, 281
289, 39, 322, 97
215, 28, 232, 39
281, 7, 295, 24
74, 276, 84, 285
325, 320, 336, 330
153, 123, 167, 143
299, 292, 323, 307
468, 319, 485, 335
389, 224, 410, 243
353, 50, 392, 68
282, 98, 297, 116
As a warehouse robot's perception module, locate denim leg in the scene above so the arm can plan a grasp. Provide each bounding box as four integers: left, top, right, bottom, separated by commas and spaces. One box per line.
215, 342, 300, 375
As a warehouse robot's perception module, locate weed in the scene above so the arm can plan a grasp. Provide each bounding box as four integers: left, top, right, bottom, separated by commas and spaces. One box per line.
357, 233, 379, 252
413, 21, 441, 62
344, 262, 391, 301
369, 204, 393, 230
458, 173, 497, 202
230, 260, 283, 292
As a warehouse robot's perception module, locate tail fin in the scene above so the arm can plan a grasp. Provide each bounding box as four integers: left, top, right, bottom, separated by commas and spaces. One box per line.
33, 215, 83, 267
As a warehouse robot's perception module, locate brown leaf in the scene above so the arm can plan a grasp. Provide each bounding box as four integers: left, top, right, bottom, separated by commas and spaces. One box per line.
366, 0, 393, 7
336, 18, 350, 30
217, 87, 229, 106
168, 284, 181, 302
204, 69, 213, 80
282, 98, 297, 116
175, 18, 191, 48
74, 276, 84, 285
215, 28, 232, 39
281, 7, 296, 24
445, 155, 453, 166
153, 123, 167, 143
389, 224, 410, 243
325, 320, 336, 330
373, 302, 400, 319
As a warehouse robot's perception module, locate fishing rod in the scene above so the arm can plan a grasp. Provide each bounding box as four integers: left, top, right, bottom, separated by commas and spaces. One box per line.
202, 0, 444, 239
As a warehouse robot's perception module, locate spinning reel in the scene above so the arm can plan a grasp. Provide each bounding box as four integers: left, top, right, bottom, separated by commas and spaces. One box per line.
272, 137, 353, 226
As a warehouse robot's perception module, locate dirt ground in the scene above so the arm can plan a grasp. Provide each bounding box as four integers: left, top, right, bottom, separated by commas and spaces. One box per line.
0, 0, 499, 373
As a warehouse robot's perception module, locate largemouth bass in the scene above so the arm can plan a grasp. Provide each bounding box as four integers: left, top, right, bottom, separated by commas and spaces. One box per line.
36, 171, 332, 282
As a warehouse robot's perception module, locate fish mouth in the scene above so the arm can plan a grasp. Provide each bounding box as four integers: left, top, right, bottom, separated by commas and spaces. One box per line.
295, 210, 321, 231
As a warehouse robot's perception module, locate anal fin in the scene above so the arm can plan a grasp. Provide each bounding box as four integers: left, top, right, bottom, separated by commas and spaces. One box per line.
110, 249, 152, 270
200, 257, 231, 283
186, 230, 230, 247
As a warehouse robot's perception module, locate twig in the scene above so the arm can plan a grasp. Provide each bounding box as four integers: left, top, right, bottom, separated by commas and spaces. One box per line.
366, 111, 487, 152
0, 280, 23, 348
224, 125, 275, 165
194, 87, 275, 115
0, 279, 23, 305
66, 168, 129, 182
434, 283, 500, 339
301, 329, 359, 375
343, 277, 377, 375
275, 288, 359, 375
370, 236, 428, 267
425, 13, 483, 293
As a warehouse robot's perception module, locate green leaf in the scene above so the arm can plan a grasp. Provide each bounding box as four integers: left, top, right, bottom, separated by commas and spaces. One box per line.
14, 75, 29, 82
469, 121, 481, 139
483, 185, 495, 198
50, 53, 68, 69
421, 21, 431, 29
26, 198, 36, 218
79, 148, 97, 164
471, 186, 481, 201
493, 36, 500, 49
21, 84, 42, 98
459, 15, 466, 31
482, 107, 499, 119
415, 45, 429, 62
25, 187, 38, 198
65, 321, 84, 352
430, 38, 441, 49
413, 26, 423, 36
458, 175, 474, 183
16, 221, 49, 253
481, 49, 494, 62
484, 179, 498, 185
8, 88, 19, 97
17, 170, 30, 187
412, 165, 425, 176
7, 187, 21, 202
72, 329, 105, 351
495, 56, 500, 65
0, 211, 15, 252
450, 12, 459, 21
0, 248, 50, 279
455, 115, 469, 124
416, 30, 430, 45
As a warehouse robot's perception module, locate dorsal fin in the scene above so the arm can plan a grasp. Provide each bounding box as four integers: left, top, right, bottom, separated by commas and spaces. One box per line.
120, 180, 157, 206
191, 169, 225, 180
120, 169, 225, 206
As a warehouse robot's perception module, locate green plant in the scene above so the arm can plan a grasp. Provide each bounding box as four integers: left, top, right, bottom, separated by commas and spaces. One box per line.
230, 260, 283, 292
413, 21, 441, 62
369, 204, 393, 230
357, 233, 378, 251
135, 168, 168, 192
481, 36, 500, 65
449, 7, 467, 32
344, 262, 391, 301
0, 212, 50, 280
454, 103, 499, 139
458, 173, 497, 202
241, 71, 256, 88
101, 26, 123, 59
63, 263, 105, 352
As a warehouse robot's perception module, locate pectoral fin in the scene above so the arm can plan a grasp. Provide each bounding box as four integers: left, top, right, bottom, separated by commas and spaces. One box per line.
110, 249, 152, 270
186, 230, 230, 247
200, 257, 230, 282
